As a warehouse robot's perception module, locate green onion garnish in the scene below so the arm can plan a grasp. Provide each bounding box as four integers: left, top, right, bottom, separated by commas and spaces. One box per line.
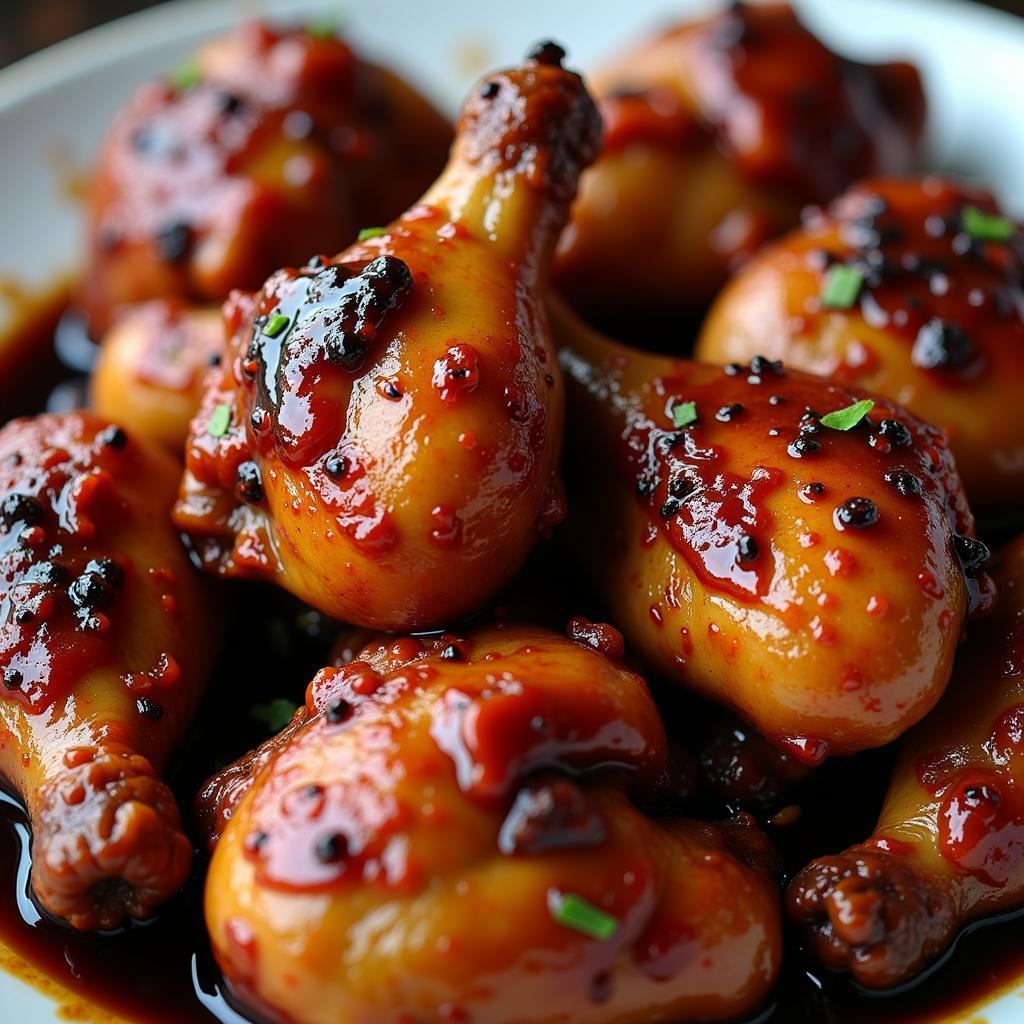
672, 401, 698, 428
548, 890, 618, 941
263, 314, 290, 338
821, 265, 864, 310
820, 398, 874, 431
962, 205, 1014, 243
248, 698, 298, 732
208, 403, 232, 437
170, 60, 202, 92
357, 227, 386, 241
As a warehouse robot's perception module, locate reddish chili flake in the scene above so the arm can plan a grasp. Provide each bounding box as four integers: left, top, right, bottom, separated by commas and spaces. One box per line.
19, 525, 46, 547
866, 594, 889, 617
431, 344, 480, 405
153, 652, 181, 687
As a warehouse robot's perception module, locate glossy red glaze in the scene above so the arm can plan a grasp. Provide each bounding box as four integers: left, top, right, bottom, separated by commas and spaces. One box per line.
202, 624, 782, 1024
938, 771, 1024, 887
555, 3, 925, 323
0, 412, 217, 930
0, 415, 166, 712
699, 177, 1024, 515
557, 300, 986, 756
174, 48, 601, 629
600, 4, 922, 200
79, 20, 451, 334
788, 536, 1024, 988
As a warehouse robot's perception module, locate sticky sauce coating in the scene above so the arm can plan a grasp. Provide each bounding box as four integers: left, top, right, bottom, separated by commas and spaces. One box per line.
699, 177, 1024, 516
201, 624, 783, 1024
79, 20, 451, 335
0, 413, 217, 930
788, 536, 1024, 989
555, 2, 925, 322
557, 299, 988, 759
174, 47, 602, 630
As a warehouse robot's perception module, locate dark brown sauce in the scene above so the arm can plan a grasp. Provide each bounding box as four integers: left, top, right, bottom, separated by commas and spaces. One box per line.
0, 295, 1024, 1022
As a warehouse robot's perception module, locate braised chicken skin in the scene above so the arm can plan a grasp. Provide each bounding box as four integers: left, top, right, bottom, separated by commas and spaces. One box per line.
91, 301, 223, 452
789, 535, 1024, 988
79, 20, 451, 336
6, 4, 1024, 1019
555, 2, 925, 328
555, 300, 991, 760
0, 412, 217, 929
200, 623, 782, 1024
697, 177, 1024, 517
173, 44, 601, 630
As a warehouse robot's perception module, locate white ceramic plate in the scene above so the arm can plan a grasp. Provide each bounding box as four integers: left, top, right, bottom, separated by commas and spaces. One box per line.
2, 0, 1024, 1020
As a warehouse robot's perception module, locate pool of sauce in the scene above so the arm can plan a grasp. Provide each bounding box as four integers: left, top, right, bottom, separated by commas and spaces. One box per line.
0, 295, 1024, 1023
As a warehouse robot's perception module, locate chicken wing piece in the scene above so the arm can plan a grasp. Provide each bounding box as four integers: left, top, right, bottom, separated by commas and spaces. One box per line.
555, 2, 925, 328
788, 535, 1024, 988
79, 19, 451, 335
173, 44, 601, 630
554, 300, 991, 760
200, 624, 782, 1024
0, 412, 217, 929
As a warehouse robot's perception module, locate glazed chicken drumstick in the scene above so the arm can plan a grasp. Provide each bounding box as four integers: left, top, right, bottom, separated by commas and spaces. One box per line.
698, 177, 1024, 517
174, 43, 602, 630
0, 413, 217, 929
79, 19, 451, 336
555, 2, 925, 327
789, 535, 1024, 988
199, 623, 782, 1024
554, 302, 991, 760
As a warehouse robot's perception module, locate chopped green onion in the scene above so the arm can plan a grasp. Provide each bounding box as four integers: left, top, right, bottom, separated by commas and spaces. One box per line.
307, 12, 346, 39
248, 698, 298, 732
548, 890, 618, 940
263, 314, 290, 338
170, 60, 202, 92
672, 401, 698, 429
821, 265, 864, 310
820, 398, 875, 431
357, 226, 386, 241
208, 403, 232, 437
962, 205, 1014, 242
